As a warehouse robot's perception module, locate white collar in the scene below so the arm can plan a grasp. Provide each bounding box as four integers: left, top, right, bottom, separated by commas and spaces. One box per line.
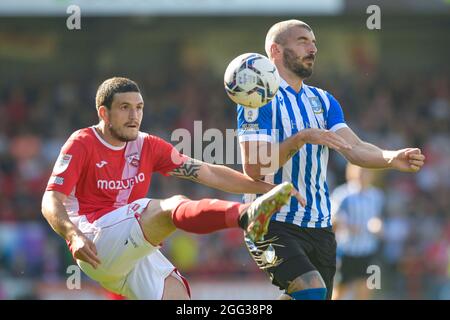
90, 126, 126, 151
279, 77, 305, 94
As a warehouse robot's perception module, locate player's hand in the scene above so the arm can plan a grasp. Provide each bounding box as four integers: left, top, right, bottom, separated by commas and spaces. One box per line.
68, 232, 101, 269
390, 148, 425, 172
291, 188, 307, 207
298, 128, 352, 151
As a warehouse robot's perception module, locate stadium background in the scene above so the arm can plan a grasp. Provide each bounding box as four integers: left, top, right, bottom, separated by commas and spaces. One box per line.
0, 0, 449, 299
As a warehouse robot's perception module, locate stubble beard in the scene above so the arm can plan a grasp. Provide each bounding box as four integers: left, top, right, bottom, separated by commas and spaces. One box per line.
109, 124, 138, 142
283, 48, 314, 79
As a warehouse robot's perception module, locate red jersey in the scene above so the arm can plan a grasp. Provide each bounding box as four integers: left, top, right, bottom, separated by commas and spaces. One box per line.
46, 127, 186, 222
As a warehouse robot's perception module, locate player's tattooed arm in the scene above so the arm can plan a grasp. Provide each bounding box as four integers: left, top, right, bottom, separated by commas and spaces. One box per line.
168, 158, 202, 182
169, 156, 281, 195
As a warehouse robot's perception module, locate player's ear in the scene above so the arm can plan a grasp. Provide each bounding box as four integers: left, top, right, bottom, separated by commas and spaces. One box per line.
270, 43, 281, 59
98, 105, 110, 124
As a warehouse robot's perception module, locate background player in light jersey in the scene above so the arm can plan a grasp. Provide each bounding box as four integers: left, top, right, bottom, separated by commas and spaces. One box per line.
237, 20, 425, 300
41, 77, 303, 300
331, 163, 384, 300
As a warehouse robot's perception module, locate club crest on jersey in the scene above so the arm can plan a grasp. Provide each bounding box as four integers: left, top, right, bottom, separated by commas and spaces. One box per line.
126, 153, 140, 167
244, 107, 259, 123
53, 154, 72, 175
309, 97, 323, 114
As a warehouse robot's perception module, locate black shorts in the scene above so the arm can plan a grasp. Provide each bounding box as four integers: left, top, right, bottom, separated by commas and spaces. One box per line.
339, 254, 376, 284
245, 221, 337, 300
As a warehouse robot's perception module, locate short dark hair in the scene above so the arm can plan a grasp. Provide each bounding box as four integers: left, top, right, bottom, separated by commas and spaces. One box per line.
95, 77, 140, 109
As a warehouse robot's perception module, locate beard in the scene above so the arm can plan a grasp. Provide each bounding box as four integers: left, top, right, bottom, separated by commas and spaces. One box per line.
108, 124, 139, 142
283, 48, 314, 79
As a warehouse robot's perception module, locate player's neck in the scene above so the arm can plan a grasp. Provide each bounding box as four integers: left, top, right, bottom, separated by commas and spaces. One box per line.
279, 69, 303, 93
95, 123, 127, 148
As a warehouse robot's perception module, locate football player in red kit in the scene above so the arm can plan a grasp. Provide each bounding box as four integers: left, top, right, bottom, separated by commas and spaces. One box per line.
42, 77, 303, 300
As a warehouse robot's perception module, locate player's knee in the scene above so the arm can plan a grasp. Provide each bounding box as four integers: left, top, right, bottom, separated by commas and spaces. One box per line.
162, 275, 190, 300
287, 271, 327, 300
142, 200, 169, 219
144, 195, 188, 219
162, 195, 189, 210
287, 270, 326, 293
139, 199, 180, 245
169, 194, 189, 204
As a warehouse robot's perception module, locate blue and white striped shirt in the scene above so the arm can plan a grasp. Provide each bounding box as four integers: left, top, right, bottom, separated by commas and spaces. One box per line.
237, 79, 348, 228
331, 182, 384, 256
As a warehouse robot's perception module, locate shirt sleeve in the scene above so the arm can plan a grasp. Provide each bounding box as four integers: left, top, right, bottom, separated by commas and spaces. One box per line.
325, 92, 348, 132
149, 135, 187, 176
46, 138, 86, 196
237, 101, 274, 143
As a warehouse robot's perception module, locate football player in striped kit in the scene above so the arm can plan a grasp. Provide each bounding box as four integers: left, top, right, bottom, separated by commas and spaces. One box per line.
237, 20, 425, 300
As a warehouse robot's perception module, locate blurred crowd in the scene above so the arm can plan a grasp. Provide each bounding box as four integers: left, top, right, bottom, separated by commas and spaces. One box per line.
0, 42, 449, 299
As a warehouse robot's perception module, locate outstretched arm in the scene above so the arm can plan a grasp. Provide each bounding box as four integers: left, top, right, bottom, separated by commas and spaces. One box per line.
336, 127, 425, 172
168, 157, 275, 194
168, 157, 305, 205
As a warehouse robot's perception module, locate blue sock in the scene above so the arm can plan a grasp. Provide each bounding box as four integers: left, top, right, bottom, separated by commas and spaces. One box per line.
289, 288, 327, 300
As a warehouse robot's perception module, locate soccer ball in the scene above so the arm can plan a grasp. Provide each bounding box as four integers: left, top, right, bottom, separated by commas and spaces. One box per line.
224, 53, 280, 108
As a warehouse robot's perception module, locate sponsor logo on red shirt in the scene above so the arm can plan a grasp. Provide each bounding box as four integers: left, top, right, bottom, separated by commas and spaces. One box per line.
97, 172, 145, 190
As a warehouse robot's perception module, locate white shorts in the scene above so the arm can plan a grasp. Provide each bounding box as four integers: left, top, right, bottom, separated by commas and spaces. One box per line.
72, 198, 189, 300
